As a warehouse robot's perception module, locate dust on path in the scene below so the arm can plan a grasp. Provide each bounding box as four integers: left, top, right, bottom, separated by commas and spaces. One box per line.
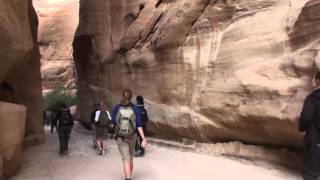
9, 127, 300, 180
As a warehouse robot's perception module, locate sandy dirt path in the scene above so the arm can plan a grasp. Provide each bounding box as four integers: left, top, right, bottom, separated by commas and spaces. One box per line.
9, 127, 300, 180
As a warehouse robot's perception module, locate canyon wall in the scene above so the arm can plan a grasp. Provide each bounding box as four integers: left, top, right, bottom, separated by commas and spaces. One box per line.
0, 0, 43, 178
73, 0, 320, 147
34, 0, 79, 93
0, 102, 26, 177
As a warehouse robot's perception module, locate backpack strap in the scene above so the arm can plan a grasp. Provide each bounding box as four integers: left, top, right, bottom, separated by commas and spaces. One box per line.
130, 104, 137, 131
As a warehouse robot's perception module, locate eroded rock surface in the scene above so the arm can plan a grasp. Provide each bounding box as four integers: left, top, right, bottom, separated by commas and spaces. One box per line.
34, 0, 78, 92
0, 0, 43, 178
74, 0, 320, 147
0, 0, 34, 81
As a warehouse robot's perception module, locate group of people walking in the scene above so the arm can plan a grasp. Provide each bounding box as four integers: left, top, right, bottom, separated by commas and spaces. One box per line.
90, 91, 148, 157
53, 89, 148, 180
48, 72, 320, 180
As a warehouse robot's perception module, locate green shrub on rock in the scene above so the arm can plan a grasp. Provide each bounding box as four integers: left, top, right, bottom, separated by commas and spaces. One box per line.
43, 85, 76, 111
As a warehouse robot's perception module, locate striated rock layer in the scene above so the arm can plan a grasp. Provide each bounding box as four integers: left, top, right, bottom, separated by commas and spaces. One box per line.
74, 0, 320, 147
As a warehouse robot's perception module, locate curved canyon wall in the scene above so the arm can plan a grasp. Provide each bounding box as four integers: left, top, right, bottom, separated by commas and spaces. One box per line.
0, 0, 43, 178
34, 0, 79, 93
73, 0, 320, 147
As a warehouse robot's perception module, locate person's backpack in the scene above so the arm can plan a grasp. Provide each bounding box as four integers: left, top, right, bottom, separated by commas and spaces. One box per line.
116, 106, 136, 138
97, 111, 110, 128
139, 106, 148, 125
60, 111, 72, 125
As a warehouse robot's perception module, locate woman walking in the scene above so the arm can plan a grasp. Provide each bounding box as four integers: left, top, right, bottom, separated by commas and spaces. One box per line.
111, 89, 147, 180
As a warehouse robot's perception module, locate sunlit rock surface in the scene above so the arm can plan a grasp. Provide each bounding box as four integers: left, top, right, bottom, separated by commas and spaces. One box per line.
34, 0, 78, 92
73, 0, 320, 147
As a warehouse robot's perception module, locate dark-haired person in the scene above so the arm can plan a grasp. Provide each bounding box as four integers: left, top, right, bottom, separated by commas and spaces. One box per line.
111, 89, 147, 180
299, 72, 320, 180
91, 102, 101, 149
135, 95, 149, 157
57, 103, 74, 156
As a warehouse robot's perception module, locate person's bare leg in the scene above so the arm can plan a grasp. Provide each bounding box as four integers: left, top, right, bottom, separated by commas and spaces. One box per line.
123, 161, 132, 179
102, 140, 106, 154
96, 140, 99, 149
130, 159, 133, 176
96, 139, 102, 153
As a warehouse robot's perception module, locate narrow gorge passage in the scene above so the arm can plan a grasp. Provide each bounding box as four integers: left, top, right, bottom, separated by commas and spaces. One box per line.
9, 125, 300, 180
2, 0, 320, 179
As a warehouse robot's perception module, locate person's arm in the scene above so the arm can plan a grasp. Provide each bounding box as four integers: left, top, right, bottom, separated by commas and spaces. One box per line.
145, 108, 149, 123
111, 105, 120, 126
137, 127, 147, 148
299, 95, 315, 132
55, 111, 61, 128
69, 109, 74, 127
90, 111, 95, 124
106, 111, 112, 120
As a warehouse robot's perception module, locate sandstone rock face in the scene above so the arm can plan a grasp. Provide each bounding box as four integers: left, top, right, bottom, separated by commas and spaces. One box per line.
0, 155, 2, 179
0, 0, 34, 81
34, 0, 78, 92
0, 102, 26, 177
0, 0, 43, 177
74, 0, 320, 147
4, 0, 44, 146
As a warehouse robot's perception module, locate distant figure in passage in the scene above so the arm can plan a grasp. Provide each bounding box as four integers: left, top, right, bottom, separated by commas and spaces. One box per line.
135, 95, 149, 157
91, 102, 101, 149
51, 110, 58, 133
57, 103, 74, 156
94, 103, 111, 155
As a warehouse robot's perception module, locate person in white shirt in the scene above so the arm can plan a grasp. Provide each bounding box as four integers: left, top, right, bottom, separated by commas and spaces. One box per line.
94, 103, 112, 155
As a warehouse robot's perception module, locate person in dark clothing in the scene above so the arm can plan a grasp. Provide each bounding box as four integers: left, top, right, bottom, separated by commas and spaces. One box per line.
51, 111, 58, 133
299, 72, 320, 180
91, 103, 101, 149
135, 95, 149, 157
57, 103, 74, 156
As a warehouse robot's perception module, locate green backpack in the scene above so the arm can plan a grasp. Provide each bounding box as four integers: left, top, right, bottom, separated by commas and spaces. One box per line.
116, 106, 136, 138
97, 111, 110, 128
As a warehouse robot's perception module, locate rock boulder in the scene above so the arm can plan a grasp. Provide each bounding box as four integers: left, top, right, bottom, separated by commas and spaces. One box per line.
0, 102, 26, 177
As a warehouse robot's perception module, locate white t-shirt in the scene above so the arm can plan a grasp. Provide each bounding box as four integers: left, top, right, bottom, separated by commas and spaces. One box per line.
95, 110, 111, 122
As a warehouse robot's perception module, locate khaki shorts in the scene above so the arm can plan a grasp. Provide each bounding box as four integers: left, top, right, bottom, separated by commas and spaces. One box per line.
96, 126, 108, 140
117, 135, 137, 162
